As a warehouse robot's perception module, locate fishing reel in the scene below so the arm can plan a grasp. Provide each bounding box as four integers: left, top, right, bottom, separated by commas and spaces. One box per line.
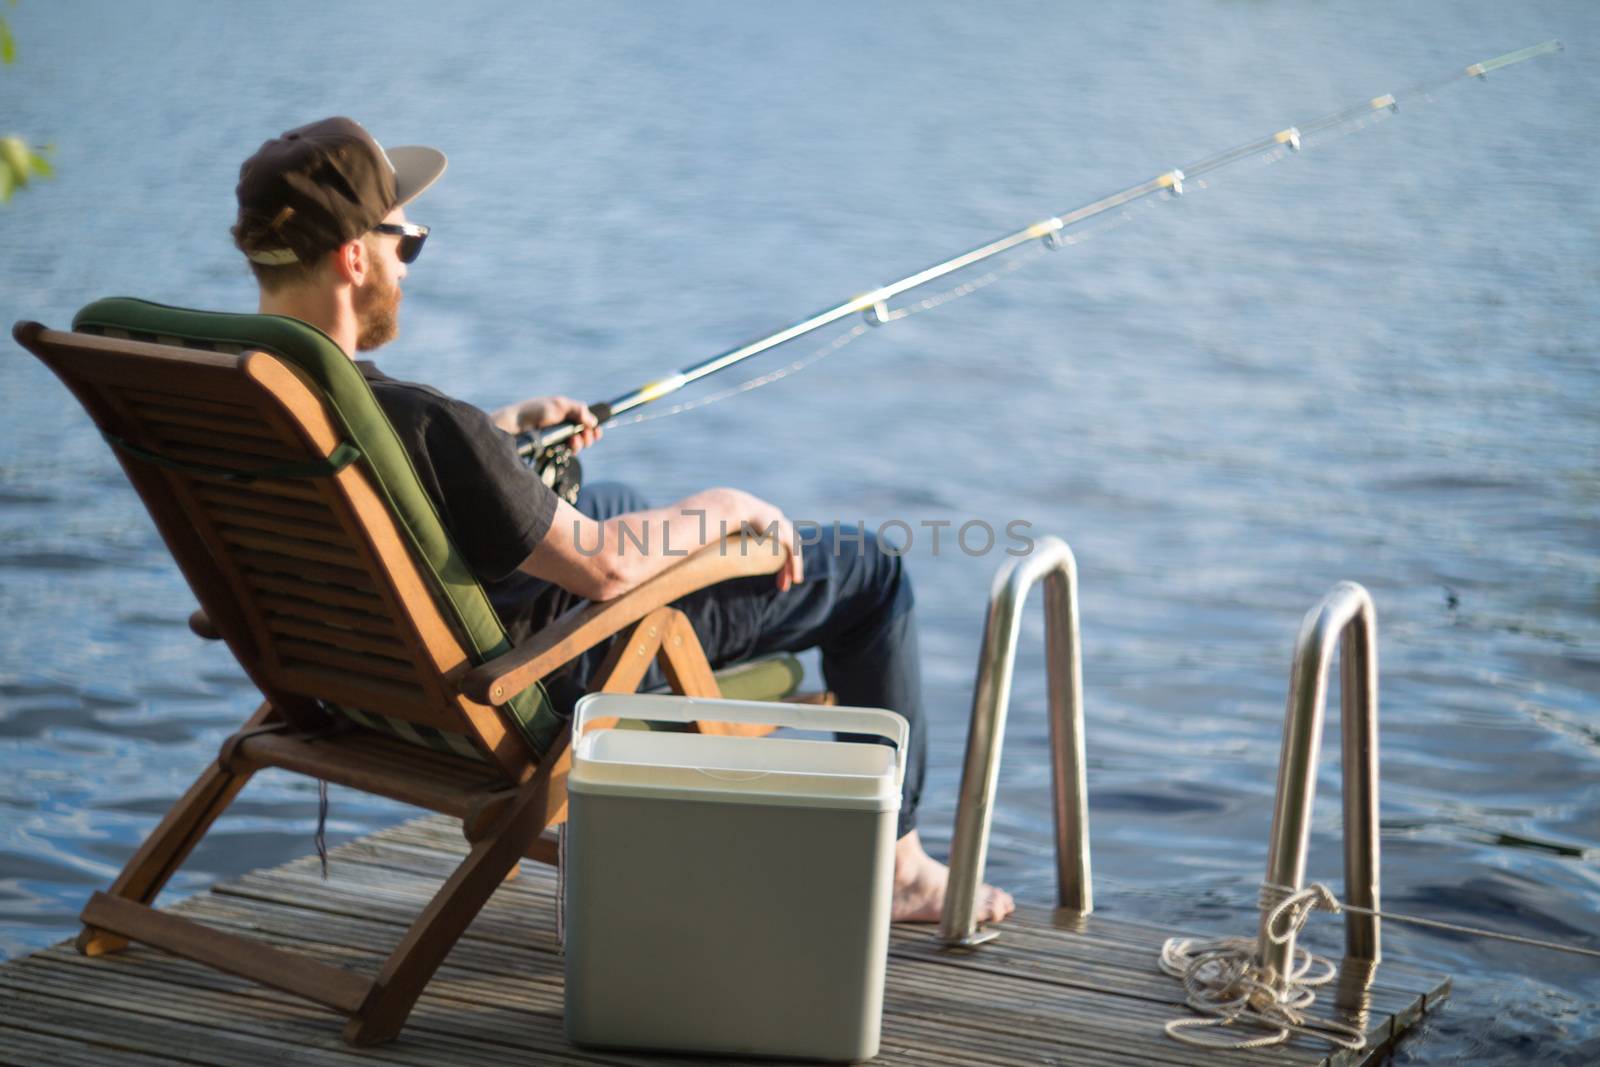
517, 430, 583, 505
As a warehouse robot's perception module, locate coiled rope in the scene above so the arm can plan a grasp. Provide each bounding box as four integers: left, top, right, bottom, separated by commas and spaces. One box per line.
1160, 879, 1600, 1051
1159, 883, 1367, 1051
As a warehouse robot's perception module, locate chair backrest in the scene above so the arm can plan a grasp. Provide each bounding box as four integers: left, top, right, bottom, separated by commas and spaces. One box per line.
14, 299, 563, 779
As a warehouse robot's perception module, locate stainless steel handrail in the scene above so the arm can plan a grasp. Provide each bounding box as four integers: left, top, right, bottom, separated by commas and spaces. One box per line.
941, 535, 1086, 947
1258, 581, 1382, 988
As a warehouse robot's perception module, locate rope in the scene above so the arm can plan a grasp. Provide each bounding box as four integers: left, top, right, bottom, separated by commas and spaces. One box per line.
1159, 883, 1367, 1051
1161, 879, 1600, 1051
315, 779, 330, 880
1260, 881, 1600, 962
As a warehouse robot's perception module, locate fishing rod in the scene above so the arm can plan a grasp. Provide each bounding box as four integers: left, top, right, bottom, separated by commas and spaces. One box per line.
518, 40, 1561, 488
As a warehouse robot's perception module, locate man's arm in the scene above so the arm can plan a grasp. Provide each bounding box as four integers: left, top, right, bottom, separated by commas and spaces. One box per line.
519, 488, 802, 602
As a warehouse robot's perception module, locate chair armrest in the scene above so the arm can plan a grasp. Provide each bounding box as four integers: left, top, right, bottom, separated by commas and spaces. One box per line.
463, 532, 785, 705
189, 609, 222, 640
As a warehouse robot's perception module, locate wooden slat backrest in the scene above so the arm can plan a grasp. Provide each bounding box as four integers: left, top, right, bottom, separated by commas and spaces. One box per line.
18, 324, 535, 782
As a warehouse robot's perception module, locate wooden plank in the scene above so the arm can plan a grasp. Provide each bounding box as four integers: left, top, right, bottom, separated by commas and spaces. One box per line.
193, 483, 344, 525
162, 895, 1288, 1067
213, 508, 352, 548
145, 420, 303, 461
0, 1023, 214, 1067
224, 866, 1432, 1067
211, 877, 552, 953
2, 811, 1445, 1066
883, 954, 1391, 1067
233, 831, 1427, 1067
346, 819, 1446, 1064
145, 439, 313, 476
0, 956, 686, 1067
234, 546, 377, 587
126, 397, 285, 440
18, 912, 1131, 1067
220, 527, 368, 569
80, 892, 374, 1013
157, 892, 1342, 1067
266, 615, 417, 660
27, 329, 245, 393
123, 387, 260, 420
209, 473, 327, 502
0, 969, 596, 1067
888, 917, 1433, 1051
259, 592, 405, 639
232, 735, 502, 816
276, 638, 421, 683
180, 890, 559, 974
244, 570, 388, 613
330, 732, 505, 785
270, 663, 439, 719
198, 843, 1367, 1067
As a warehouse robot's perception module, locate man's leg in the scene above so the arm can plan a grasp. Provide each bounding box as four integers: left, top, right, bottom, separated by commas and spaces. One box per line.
663, 523, 1009, 922
560, 489, 1010, 922
560, 497, 927, 833
669, 523, 926, 839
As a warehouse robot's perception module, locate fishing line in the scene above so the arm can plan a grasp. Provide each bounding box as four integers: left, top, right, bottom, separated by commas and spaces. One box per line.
607, 96, 1397, 432
519, 41, 1562, 500
614, 240, 1053, 429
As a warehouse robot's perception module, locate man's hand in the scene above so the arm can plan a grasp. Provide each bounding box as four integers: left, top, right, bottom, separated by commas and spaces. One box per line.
736, 493, 804, 592
491, 395, 602, 451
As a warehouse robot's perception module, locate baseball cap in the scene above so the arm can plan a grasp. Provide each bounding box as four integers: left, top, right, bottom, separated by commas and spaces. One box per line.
234, 117, 446, 266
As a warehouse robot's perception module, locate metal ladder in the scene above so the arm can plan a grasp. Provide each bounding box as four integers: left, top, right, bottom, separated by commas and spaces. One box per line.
941, 536, 1086, 946
940, 546, 1383, 983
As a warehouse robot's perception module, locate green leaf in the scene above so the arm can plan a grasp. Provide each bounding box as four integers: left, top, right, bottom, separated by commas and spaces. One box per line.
0, 136, 27, 184
28, 148, 51, 177
0, 166, 13, 204
0, 18, 14, 65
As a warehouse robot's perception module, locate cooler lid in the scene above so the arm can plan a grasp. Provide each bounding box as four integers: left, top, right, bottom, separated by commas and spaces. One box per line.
568, 694, 907, 811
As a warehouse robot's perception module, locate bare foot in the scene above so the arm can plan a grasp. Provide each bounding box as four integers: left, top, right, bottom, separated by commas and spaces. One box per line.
891, 830, 1015, 924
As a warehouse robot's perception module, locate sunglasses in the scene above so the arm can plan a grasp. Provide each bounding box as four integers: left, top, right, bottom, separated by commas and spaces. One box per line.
371, 222, 430, 264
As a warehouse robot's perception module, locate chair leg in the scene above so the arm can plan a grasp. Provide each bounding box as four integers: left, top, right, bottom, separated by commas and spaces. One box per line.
76, 703, 275, 956
655, 609, 721, 698
343, 731, 572, 1046
657, 612, 774, 738
596, 609, 670, 695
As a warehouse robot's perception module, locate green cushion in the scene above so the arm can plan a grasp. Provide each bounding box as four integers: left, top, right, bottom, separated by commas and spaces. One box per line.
705, 654, 804, 702
616, 654, 807, 731
73, 297, 562, 760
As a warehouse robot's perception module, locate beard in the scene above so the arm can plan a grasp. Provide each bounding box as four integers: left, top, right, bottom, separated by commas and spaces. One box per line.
354, 255, 402, 352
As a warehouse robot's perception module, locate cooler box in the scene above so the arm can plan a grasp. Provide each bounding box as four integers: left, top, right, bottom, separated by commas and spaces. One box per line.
563, 692, 908, 1063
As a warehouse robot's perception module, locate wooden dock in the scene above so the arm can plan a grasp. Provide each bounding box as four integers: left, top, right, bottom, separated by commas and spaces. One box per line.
0, 815, 1448, 1066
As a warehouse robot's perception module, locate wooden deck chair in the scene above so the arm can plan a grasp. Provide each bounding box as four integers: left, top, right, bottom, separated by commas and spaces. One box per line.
12, 299, 822, 1046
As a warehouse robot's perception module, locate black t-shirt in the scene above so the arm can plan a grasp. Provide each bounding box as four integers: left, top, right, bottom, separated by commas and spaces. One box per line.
356, 362, 579, 643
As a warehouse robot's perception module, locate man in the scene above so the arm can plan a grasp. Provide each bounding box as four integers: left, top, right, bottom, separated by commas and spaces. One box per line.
231, 117, 1012, 924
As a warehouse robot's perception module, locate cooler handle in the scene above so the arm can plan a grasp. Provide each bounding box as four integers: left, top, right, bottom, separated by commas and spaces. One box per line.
573, 693, 910, 785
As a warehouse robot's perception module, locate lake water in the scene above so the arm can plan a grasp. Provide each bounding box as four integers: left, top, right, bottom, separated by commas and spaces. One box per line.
2, 2, 1597, 1062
